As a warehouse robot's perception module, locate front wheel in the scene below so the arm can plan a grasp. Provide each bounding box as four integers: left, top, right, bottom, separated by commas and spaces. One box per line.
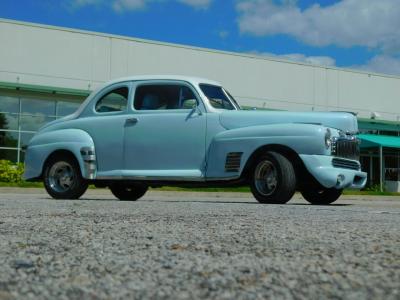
43, 154, 88, 199
301, 188, 342, 205
109, 183, 148, 201
250, 151, 296, 204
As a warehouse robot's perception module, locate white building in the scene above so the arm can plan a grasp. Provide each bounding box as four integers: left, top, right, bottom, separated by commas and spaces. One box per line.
1, 18, 399, 189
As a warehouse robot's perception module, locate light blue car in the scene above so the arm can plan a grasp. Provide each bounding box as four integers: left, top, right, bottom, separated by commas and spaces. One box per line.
24, 76, 367, 204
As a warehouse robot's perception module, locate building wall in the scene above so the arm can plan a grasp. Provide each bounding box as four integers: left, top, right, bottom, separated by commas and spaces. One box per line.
1, 18, 400, 121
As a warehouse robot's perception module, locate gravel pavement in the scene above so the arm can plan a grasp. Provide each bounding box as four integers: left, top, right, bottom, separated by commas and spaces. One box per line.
0, 188, 399, 300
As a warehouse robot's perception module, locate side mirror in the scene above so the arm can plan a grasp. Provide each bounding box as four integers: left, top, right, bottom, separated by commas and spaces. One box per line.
191, 104, 202, 115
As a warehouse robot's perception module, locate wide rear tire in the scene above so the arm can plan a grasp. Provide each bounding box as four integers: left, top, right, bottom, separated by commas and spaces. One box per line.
301, 187, 342, 205
109, 183, 148, 201
250, 151, 296, 204
43, 154, 88, 199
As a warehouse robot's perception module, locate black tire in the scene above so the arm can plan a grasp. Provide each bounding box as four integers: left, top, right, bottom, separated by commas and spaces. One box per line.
109, 183, 148, 201
250, 151, 296, 204
43, 154, 88, 199
301, 187, 342, 205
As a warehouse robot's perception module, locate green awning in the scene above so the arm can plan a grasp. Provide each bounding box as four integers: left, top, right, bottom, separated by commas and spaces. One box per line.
0, 81, 91, 97
358, 134, 400, 149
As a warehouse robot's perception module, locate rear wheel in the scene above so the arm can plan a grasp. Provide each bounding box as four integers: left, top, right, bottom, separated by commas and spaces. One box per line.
43, 154, 88, 199
109, 183, 148, 201
301, 187, 342, 205
250, 151, 296, 204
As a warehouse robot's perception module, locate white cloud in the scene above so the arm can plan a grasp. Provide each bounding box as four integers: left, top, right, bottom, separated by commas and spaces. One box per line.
113, 0, 147, 12
71, 0, 104, 7
237, 0, 400, 53
178, 0, 212, 9
71, 0, 212, 11
258, 51, 400, 76
278, 53, 336, 66
354, 55, 400, 76
251, 51, 336, 67
74, 0, 101, 5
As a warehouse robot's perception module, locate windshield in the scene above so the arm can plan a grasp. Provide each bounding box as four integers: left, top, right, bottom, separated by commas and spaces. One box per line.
199, 84, 240, 110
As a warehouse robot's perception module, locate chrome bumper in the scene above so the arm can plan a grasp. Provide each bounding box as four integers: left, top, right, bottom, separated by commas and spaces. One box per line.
300, 154, 367, 189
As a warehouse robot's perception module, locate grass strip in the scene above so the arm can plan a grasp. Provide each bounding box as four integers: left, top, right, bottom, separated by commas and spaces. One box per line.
0, 181, 399, 196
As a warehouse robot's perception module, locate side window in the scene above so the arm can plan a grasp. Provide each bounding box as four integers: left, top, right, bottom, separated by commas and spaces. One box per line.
95, 87, 128, 113
134, 84, 197, 110
199, 84, 235, 110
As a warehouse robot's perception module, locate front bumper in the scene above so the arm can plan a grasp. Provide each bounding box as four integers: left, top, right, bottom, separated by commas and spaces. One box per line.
300, 154, 367, 189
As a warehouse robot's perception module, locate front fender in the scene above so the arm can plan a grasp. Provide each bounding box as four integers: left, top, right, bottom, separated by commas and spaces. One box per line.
206, 123, 329, 179
24, 129, 96, 180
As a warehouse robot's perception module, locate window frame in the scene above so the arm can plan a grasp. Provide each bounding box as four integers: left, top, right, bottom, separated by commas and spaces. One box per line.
92, 82, 131, 116
199, 83, 239, 111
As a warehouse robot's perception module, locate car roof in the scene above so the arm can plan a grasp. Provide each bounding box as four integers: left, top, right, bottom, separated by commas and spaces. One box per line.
105, 75, 222, 87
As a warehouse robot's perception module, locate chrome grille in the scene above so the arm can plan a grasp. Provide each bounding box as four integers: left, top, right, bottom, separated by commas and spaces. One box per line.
331, 136, 360, 160
332, 158, 360, 170
225, 152, 243, 172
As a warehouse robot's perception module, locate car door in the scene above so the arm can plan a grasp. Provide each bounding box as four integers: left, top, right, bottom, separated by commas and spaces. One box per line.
123, 81, 206, 179
76, 82, 131, 175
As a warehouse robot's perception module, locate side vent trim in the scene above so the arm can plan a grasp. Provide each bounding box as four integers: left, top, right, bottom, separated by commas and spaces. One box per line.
225, 152, 243, 173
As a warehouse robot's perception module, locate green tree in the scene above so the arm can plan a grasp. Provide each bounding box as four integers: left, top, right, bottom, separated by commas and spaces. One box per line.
0, 113, 8, 129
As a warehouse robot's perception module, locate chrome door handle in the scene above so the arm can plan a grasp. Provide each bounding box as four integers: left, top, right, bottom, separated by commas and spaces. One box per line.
125, 118, 138, 125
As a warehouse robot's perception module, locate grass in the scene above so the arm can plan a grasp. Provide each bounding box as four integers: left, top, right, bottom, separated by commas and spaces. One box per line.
342, 190, 400, 196
0, 181, 44, 188
0, 180, 399, 196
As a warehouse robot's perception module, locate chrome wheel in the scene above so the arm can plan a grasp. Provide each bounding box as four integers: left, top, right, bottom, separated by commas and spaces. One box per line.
254, 160, 278, 196
48, 161, 75, 193
44, 154, 88, 199
250, 152, 296, 204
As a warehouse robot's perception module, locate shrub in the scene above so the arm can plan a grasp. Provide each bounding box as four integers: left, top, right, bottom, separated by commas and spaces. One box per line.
364, 183, 385, 192
0, 160, 24, 183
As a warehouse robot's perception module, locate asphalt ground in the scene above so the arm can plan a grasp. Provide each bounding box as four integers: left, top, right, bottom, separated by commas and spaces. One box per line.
0, 188, 399, 300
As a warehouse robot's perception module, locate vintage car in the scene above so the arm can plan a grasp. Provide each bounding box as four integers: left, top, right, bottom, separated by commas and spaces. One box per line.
24, 75, 367, 204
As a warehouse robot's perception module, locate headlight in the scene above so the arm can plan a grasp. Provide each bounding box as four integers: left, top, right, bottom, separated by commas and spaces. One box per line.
325, 128, 332, 149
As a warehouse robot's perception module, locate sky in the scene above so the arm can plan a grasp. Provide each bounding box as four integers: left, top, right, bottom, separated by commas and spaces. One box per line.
1, 0, 400, 76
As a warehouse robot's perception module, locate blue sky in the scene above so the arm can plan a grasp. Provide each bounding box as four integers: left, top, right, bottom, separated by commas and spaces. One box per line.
1, 0, 400, 75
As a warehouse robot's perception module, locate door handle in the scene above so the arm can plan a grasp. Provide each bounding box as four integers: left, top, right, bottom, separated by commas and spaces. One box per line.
125, 118, 138, 125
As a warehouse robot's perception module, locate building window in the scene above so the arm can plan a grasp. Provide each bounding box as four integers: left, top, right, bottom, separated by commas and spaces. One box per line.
57, 101, 80, 117
0, 95, 19, 113
0, 93, 84, 163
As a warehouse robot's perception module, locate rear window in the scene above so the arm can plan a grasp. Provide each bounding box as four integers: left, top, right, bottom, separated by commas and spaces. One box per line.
199, 84, 236, 110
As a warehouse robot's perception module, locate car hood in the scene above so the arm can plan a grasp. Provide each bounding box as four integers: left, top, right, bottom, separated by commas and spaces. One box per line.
219, 110, 358, 133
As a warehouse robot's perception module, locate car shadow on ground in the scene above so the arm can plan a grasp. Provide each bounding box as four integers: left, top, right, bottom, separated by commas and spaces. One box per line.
289, 203, 352, 206
43, 197, 352, 206
139, 199, 353, 206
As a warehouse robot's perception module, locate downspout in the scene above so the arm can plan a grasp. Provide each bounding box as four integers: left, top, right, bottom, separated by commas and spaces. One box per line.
380, 146, 383, 192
